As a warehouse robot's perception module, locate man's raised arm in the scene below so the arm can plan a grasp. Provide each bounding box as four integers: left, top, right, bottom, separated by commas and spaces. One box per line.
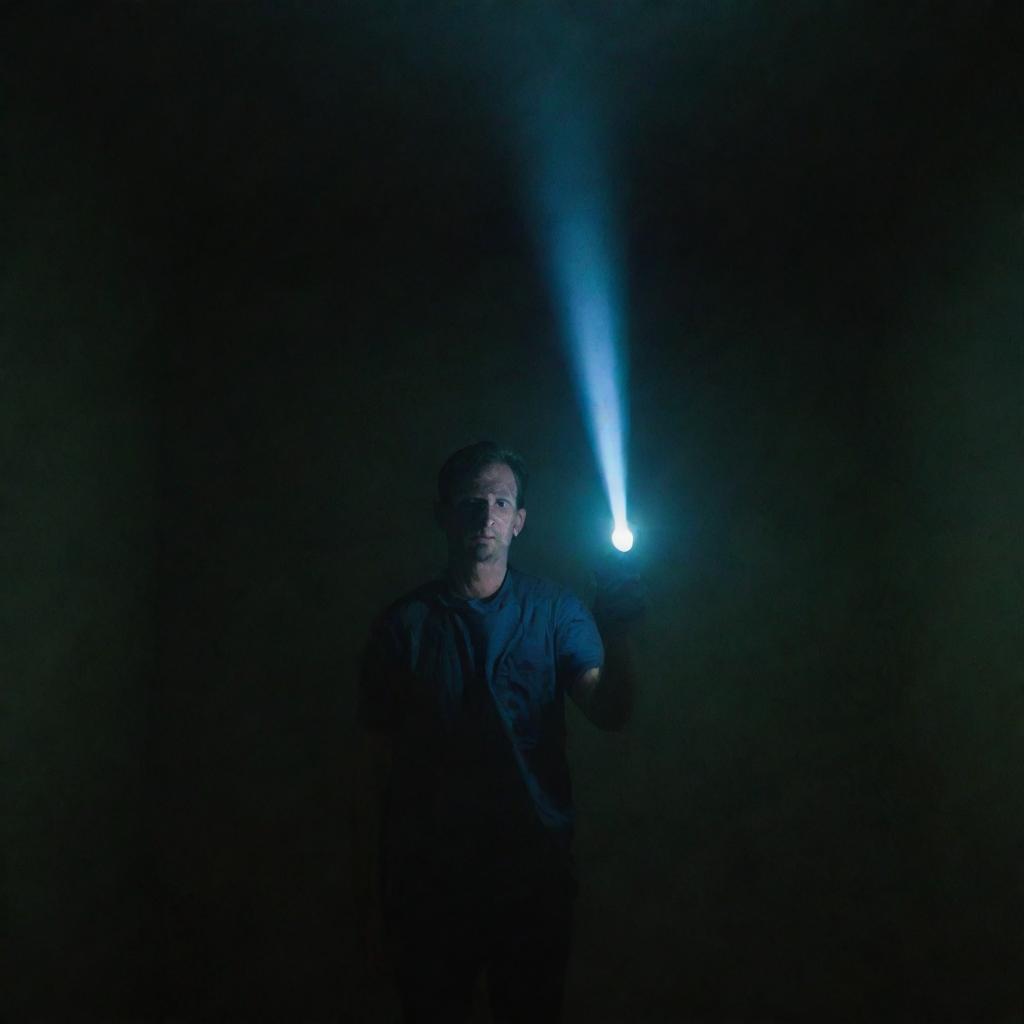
569, 561, 646, 730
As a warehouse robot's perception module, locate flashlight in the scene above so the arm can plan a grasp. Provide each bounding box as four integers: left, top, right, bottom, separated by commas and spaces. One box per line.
611, 524, 634, 552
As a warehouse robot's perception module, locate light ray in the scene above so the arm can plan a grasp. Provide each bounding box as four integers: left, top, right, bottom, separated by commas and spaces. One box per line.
525, 78, 632, 550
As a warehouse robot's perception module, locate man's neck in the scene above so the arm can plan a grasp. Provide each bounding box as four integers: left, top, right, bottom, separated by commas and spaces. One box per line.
447, 558, 508, 601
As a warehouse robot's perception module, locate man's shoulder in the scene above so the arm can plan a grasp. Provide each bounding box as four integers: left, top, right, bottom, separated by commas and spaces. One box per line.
377, 578, 446, 627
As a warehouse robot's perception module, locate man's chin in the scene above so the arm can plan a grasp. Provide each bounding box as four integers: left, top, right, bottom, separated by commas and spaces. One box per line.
468, 540, 498, 560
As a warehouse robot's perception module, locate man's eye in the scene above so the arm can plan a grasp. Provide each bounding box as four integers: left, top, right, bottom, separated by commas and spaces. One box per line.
496, 499, 509, 508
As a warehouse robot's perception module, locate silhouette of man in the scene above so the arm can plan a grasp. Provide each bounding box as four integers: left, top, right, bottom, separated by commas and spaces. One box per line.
353, 442, 642, 1022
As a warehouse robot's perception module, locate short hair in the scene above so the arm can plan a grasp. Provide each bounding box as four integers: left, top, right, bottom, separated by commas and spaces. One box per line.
437, 442, 528, 509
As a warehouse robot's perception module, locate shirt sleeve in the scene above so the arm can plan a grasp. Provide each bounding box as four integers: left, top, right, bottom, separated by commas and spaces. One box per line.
356, 612, 403, 732
554, 589, 605, 690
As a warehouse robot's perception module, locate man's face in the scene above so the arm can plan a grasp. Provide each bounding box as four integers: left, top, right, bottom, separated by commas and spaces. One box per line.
440, 462, 527, 565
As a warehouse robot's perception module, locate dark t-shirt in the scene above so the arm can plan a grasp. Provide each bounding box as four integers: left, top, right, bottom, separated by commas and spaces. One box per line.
358, 566, 603, 908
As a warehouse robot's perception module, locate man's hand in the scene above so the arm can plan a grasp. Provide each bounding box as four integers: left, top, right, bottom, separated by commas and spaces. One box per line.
592, 554, 647, 633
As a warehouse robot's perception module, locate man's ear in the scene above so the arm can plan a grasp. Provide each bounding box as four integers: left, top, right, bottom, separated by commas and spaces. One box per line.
513, 507, 527, 537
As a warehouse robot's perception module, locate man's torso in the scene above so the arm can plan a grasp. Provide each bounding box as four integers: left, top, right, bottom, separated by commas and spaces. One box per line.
359, 567, 603, 907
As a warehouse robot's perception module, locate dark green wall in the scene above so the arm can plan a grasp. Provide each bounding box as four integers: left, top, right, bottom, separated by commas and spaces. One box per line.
4, 4, 1022, 1021
3, 51, 158, 1018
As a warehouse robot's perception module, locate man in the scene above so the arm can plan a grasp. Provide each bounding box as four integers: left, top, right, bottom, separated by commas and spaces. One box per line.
353, 441, 642, 1023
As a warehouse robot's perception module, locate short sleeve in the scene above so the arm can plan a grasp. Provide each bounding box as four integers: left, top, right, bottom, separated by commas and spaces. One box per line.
357, 613, 403, 732
554, 590, 604, 689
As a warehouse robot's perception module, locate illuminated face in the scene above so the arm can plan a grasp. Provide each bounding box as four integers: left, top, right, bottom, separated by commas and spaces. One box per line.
442, 462, 527, 564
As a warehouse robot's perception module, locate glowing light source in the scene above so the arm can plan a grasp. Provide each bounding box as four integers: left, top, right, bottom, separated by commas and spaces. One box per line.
520, 74, 631, 553
611, 525, 634, 553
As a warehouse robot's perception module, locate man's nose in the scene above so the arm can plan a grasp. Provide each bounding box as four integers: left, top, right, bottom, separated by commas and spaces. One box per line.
468, 500, 491, 526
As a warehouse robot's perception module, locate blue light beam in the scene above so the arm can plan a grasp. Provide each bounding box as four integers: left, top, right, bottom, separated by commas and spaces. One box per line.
524, 78, 632, 551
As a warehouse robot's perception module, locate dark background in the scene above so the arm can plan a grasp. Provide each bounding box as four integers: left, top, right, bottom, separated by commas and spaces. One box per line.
4, 2, 1022, 1021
